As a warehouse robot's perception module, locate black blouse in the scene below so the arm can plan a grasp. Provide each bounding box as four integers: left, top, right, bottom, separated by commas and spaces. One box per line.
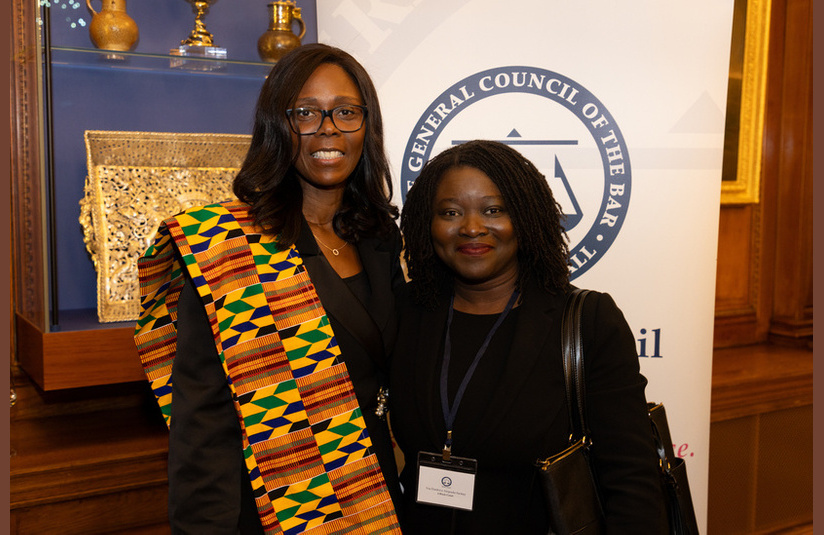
443, 308, 520, 451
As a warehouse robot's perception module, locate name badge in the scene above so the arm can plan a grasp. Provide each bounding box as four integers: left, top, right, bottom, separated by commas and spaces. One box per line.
416, 451, 478, 511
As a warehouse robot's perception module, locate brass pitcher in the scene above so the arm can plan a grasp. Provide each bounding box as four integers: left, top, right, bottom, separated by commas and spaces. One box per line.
257, 1, 306, 63
86, 0, 139, 52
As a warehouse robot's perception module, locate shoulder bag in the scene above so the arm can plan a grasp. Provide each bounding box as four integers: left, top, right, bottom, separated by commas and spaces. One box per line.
535, 288, 700, 535
534, 288, 604, 535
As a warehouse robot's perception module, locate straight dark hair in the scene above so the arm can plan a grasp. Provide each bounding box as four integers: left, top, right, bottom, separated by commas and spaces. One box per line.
400, 140, 571, 308
233, 43, 398, 247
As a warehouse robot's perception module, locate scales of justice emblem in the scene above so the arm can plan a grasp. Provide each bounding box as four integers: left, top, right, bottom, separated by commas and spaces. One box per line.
401, 66, 630, 280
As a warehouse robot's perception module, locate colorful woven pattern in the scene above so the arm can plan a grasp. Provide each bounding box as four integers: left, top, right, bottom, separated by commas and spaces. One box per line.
134, 201, 400, 534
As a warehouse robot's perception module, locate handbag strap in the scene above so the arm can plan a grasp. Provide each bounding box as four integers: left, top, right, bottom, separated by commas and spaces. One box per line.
561, 288, 593, 442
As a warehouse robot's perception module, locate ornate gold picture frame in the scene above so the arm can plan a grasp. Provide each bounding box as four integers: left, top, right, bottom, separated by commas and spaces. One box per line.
721, 0, 771, 204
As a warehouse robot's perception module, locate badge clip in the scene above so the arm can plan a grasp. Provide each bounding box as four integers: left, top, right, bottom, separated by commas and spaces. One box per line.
442, 430, 452, 461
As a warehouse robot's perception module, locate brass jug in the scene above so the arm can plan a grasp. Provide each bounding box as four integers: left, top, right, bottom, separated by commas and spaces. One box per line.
257, 1, 306, 63
86, 0, 139, 52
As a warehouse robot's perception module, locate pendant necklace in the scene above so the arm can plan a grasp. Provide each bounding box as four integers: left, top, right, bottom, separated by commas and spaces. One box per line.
306, 217, 349, 256
311, 229, 348, 256
314, 234, 348, 256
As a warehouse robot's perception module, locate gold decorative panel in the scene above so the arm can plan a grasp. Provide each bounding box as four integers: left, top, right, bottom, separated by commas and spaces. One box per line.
80, 130, 251, 322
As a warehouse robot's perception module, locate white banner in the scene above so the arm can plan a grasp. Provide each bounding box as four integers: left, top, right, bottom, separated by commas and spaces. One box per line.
319, 2, 734, 530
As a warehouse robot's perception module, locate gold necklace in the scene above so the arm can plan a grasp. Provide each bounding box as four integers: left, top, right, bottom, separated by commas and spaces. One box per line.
311, 231, 349, 256
305, 217, 349, 256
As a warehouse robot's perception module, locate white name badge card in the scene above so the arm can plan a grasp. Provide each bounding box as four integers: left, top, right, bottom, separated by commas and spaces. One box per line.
416, 451, 478, 511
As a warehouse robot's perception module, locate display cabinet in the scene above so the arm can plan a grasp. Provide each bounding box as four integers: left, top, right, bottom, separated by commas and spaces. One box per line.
12, 0, 317, 390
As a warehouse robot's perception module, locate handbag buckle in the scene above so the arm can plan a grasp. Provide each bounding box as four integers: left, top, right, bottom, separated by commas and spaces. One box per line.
535, 435, 591, 470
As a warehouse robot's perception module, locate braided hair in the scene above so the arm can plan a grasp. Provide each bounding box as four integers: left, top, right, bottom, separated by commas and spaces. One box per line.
400, 140, 570, 308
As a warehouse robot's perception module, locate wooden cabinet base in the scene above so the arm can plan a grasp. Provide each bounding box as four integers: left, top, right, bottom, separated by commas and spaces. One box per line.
15, 314, 145, 391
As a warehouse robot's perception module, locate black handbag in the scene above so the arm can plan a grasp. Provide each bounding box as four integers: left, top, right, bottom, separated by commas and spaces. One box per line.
649, 402, 700, 535
535, 288, 604, 535
535, 289, 700, 535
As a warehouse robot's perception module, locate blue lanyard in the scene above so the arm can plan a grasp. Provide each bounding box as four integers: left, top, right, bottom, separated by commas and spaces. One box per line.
439, 289, 519, 460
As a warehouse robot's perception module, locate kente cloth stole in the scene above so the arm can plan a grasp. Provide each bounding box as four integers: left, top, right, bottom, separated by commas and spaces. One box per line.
134, 200, 401, 535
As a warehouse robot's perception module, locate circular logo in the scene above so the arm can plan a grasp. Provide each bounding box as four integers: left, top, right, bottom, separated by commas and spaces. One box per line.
441, 476, 453, 487
400, 66, 631, 280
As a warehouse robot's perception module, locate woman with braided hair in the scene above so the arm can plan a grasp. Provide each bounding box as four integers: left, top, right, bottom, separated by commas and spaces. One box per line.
390, 140, 666, 534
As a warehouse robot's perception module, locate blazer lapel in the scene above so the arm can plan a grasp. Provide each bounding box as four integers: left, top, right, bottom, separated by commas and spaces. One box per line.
356, 237, 394, 352
296, 221, 385, 368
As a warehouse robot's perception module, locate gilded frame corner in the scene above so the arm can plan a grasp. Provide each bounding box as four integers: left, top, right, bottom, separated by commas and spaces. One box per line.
721, 0, 771, 205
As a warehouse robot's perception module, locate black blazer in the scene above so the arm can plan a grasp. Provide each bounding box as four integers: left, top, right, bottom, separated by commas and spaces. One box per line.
389, 282, 667, 535
168, 219, 404, 534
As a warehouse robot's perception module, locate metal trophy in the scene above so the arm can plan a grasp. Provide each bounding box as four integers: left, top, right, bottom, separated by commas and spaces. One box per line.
170, 0, 227, 69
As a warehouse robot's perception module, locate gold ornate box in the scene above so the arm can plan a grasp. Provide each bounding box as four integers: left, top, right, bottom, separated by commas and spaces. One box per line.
80, 130, 251, 323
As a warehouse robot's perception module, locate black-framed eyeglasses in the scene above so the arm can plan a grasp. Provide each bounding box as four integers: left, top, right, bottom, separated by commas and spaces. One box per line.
286, 104, 368, 135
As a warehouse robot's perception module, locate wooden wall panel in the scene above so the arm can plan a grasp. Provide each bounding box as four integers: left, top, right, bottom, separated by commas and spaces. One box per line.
768, 0, 813, 343
713, 0, 812, 349
715, 206, 756, 313
714, 205, 761, 347
707, 417, 757, 534
707, 1, 814, 533
708, 344, 813, 534
755, 406, 813, 530
707, 406, 813, 534
710, 344, 812, 423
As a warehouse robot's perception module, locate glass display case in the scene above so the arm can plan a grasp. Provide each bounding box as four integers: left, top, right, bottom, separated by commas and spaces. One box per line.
12, 0, 317, 390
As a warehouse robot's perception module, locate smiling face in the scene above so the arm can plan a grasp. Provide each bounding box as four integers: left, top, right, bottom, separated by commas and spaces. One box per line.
431, 166, 519, 291
291, 63, 366, 194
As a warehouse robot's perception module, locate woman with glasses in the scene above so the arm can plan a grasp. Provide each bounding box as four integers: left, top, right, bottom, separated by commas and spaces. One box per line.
134, 44, 403, 534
